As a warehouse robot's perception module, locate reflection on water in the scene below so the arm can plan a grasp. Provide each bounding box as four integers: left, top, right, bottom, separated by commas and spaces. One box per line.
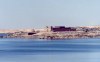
0, 38, 100, 62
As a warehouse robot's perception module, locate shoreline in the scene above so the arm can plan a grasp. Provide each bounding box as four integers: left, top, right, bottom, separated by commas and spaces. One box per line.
0, 26, 100, 40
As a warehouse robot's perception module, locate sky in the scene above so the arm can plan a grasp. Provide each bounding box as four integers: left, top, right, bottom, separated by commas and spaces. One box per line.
0, 0, 100, 29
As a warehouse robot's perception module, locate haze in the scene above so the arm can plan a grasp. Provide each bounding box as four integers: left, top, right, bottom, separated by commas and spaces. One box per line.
0, 0, 100, 29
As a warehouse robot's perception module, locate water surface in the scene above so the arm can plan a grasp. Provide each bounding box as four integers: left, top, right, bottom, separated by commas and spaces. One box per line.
0, 38, 100, 62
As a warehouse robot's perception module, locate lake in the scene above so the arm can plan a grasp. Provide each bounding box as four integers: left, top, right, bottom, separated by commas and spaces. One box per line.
0, 38, 100, 62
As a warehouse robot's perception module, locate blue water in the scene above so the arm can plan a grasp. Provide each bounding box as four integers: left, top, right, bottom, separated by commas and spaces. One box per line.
0, 38, 100, 62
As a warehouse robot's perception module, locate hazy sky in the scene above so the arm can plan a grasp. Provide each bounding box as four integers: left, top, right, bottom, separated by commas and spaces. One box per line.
0, 0, 100, 29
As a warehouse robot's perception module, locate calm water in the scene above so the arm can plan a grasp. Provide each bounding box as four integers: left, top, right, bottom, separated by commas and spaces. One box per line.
0, 38, 100, 62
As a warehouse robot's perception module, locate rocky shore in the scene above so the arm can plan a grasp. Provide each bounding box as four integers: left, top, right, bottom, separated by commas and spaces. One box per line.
0, 26, 100, 39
